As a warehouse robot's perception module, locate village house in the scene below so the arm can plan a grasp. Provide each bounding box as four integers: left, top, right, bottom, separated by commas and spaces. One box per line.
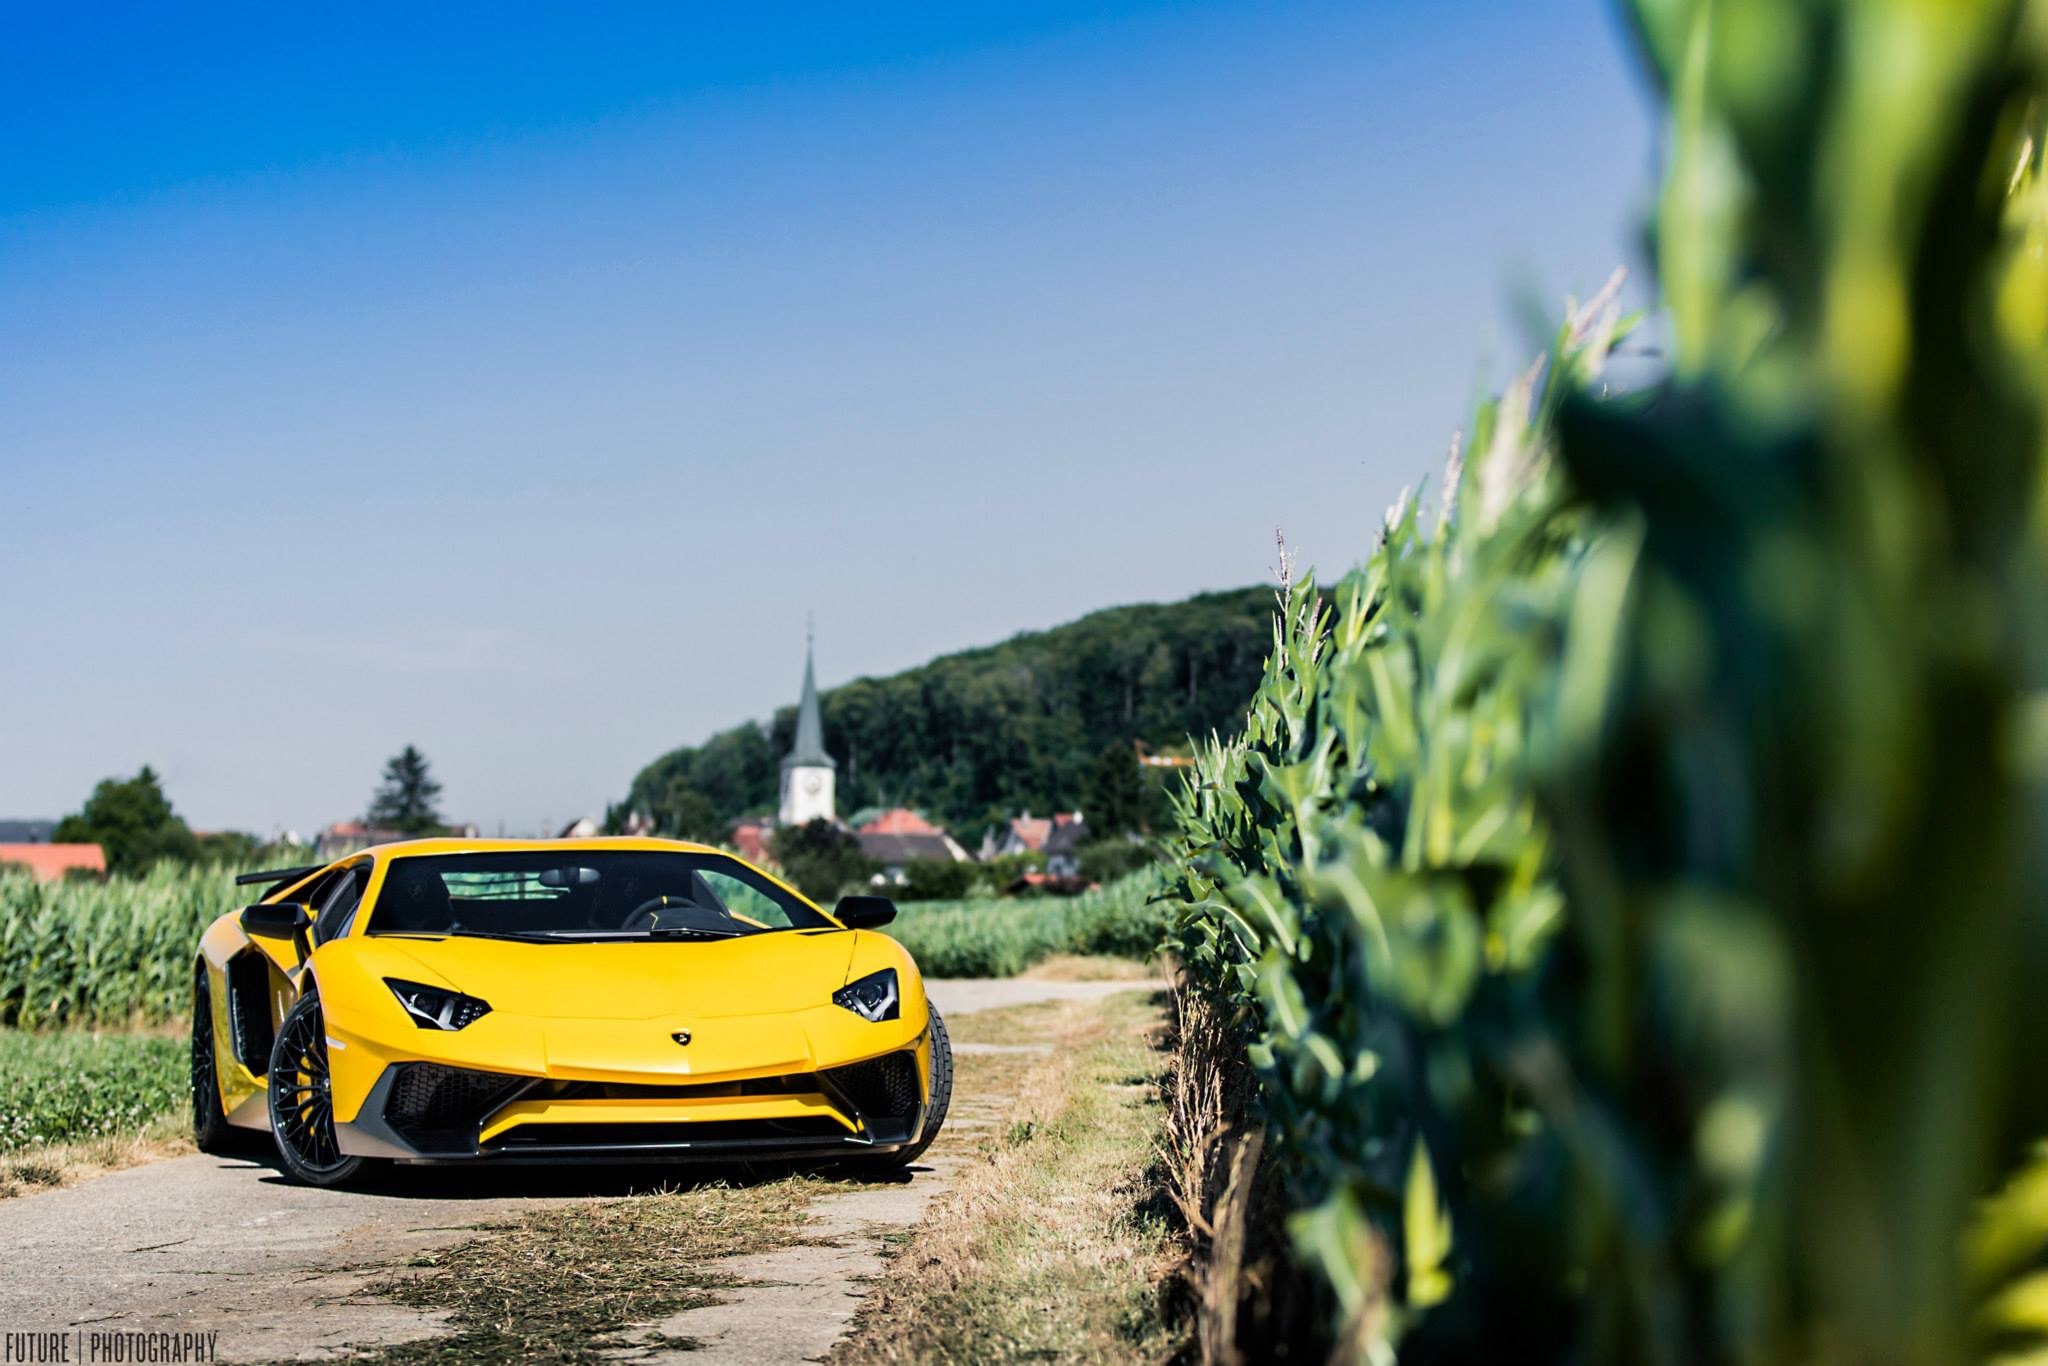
980, 809, 1084, 862
316, 818, 480, 860
729, 821, 775, 866
1042, 815, 1092, 880
0, 843, 106, 881
853, 808, 972, 885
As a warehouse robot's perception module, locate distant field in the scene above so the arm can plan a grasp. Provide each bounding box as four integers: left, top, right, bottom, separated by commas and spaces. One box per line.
0, 1029, 183, 1153
881, 874, 1167, 977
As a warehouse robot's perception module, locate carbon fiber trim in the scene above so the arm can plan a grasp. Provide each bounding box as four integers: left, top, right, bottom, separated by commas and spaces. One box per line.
383, 1063, 535, 1152
821, 1051, 920, 1120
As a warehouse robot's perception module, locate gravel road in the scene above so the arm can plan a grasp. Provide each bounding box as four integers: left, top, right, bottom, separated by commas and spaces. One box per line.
0, 978, 1161, 1363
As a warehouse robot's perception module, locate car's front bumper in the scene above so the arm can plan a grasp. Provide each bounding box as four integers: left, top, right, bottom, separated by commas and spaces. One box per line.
333, 1043, 929, 1163
279, 956, 934, 1162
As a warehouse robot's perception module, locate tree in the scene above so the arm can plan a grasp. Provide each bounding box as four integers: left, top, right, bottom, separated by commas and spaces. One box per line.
1083, 741, 1145, 836
654, 780, 721, 843
768, 819, 874, 904
52, 766, 198, 876
1075, 836, 1153, 882
195, 830, 262, 866
895, 858, 976, 902
622, 586, 1278, 836
367, 745, 444, 835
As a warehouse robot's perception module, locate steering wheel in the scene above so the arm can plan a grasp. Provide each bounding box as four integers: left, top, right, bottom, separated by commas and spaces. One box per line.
625, 894, 681, 922
621, 894, 733, 933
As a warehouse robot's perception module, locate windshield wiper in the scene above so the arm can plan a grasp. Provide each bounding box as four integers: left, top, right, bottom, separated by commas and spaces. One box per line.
517, 929, 647, 940
444, 927, 749, 942
511, 928, 741, 940
371, 929, 554, 943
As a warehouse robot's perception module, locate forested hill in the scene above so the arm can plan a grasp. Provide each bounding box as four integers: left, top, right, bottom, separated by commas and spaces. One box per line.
621, 586, 1275, 840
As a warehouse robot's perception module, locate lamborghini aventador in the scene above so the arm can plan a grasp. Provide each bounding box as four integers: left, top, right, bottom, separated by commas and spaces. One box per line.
190, 838, 952, 1187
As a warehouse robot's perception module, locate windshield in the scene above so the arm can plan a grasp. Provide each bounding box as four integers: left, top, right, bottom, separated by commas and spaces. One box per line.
365, 850, 833, 941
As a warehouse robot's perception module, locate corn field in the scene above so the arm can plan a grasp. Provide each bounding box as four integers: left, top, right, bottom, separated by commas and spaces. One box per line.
0, 865, 232, 1029
1160, 1, 2048, 1362
883, 873, 1167, 978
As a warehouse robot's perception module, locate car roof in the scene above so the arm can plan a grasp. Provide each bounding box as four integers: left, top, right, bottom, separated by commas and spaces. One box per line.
352, 836, 728, 859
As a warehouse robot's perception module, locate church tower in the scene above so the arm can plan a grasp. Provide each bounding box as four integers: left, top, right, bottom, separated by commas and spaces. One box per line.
778, 630, 837, 826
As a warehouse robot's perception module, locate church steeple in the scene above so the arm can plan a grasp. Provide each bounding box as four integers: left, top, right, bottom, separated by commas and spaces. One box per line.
778, 624, 837, 826
784, 626, 835, 772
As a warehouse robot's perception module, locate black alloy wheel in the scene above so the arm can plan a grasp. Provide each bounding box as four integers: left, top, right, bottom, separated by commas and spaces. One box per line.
266, 993, 365, 1187
191, 965, 234, 1154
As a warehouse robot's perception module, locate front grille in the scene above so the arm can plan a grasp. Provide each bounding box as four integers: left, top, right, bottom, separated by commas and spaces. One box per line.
385, 1063, 532, 1145
545, 1074, 817, 1102
492, 1117, 849, 1150
821, 1052, 920, 1121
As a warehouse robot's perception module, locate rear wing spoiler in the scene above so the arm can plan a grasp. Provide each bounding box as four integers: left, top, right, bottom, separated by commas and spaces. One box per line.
234, 864, 321, 894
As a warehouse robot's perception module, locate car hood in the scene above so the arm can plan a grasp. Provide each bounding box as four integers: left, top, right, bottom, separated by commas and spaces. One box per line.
360, 929, 861, 1019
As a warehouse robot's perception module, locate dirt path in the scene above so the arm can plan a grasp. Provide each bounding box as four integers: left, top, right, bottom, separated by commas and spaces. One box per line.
0, 978, 1161, 1364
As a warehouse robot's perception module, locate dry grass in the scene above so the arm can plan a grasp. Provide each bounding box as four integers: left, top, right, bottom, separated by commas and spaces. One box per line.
1019, 953, 1161, 982
943, 998, 1073, 1045
341, 1172, 852, 1364
0, 1113, 192, 1199
827, 990, 1182, 1365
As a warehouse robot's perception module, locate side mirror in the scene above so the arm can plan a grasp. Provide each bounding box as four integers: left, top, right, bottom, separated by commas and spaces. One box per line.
241, 901, 313, 939
833, 894, 897, 929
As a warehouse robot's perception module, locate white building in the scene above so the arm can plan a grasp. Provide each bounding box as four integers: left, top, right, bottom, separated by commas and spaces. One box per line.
778, 635, 837, 826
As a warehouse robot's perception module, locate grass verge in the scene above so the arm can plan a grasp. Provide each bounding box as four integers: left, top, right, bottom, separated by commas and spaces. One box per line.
0, 1117, 192, 1198
0, 1027, 191, 1196
827, 988, 1182, 1364
1020, 953, 1160, 982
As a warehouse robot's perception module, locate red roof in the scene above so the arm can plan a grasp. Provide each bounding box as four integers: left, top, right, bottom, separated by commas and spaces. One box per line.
0, 844, 106, 881
730, 822, 775, 867
860, 808, 941, 836
1005, 810, 1082, 852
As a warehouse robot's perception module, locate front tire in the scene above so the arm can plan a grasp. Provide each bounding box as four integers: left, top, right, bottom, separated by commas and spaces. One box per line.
901, 1001, 954, 1164
190, 966, 235, 1155
266, 993, 365, 1188
851, 1002, 953, 1171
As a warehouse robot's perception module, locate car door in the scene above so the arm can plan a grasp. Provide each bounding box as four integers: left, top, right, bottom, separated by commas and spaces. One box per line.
312, 862, 372, 948
248, 863, 367, 982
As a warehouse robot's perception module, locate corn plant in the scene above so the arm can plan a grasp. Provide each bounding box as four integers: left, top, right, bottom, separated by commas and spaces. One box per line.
0, 865, 233, 1028
1162, 287, 1627, 1361
1162, 0, 2048, 1362
1544, 0, 2048, 1360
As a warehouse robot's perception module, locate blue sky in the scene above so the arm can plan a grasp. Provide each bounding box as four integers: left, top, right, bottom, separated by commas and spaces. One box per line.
1, 2, 1657, 836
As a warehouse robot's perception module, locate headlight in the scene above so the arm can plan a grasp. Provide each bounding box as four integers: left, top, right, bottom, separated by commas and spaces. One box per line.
385, 978, 491, 1030
832, 968, 900, 1022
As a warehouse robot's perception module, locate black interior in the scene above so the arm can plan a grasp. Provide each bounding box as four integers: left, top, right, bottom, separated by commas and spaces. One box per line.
367, 850, 833, 937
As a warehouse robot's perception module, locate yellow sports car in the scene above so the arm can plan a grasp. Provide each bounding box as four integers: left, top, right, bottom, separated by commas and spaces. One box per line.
190, 838, 952, 1186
